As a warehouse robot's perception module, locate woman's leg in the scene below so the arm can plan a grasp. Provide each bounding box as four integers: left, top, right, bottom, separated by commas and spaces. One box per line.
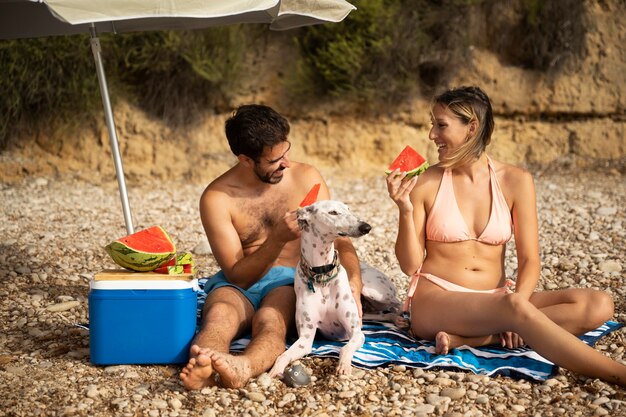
529, 288, 614, 335
411, 280, 626, 386
433, 288, 615, 351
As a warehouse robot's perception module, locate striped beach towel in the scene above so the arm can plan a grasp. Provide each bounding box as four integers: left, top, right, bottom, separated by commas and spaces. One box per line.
196, 279, 623, 382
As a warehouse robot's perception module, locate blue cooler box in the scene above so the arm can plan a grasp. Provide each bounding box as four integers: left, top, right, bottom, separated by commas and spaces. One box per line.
89, 277, 198, 365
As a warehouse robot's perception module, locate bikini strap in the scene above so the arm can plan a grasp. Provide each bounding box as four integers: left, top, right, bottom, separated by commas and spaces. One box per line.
402, 267, 421, 313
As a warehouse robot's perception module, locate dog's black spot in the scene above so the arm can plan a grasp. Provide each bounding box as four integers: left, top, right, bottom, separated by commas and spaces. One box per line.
343, 294, 349, 301
335, 293, 340, 299
335, 302, 339, 309
298, 344, 305, 349
333, 321, 340, 327
307, 324, 314, 329
312, 243, 317, 248
346, 311, 351, 318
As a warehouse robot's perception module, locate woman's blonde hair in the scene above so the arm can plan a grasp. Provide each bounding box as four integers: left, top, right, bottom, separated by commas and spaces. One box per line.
433, 86, 494, 169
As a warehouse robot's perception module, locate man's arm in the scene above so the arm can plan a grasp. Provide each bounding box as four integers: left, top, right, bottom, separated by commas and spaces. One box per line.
335, 237, 363, 318
200, 189, 299, 289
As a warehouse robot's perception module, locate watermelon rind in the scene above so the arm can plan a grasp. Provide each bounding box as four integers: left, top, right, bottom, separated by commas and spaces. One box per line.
385, 145, 429, 178
153, 252, 195, 275
104, 226, 176, 272
384, 161, 429, 178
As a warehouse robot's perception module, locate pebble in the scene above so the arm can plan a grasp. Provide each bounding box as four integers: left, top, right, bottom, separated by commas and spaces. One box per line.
598, 260, 621, 273
46, 301, 80, 312
246, 392, 266, 402
193, 240, 212, 255
85, 386, 99, 398
202, 409, 217, 417
440, 387, 466, 400
592, 396, 610, 406
256, 373, 272, 388
596, 207, 617, 216
153, 399, 168, 409
475, 395, 489, 404
169, 398, 182, 410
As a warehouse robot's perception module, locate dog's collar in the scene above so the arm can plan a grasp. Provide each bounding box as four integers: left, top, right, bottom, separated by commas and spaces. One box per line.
299, 250, 340, 292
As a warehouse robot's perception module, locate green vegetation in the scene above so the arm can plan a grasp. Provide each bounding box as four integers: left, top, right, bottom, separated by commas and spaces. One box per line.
0, 35, 99, 149
111, 26, 248, 125
0, 0, 587, 149
293, 0, 431, 102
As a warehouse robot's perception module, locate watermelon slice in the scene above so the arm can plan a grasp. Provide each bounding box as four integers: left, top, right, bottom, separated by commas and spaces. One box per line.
299, 183, 321, 207
385, 145, 429, 177
154, 252, 195, 275
104, 226, 176, 272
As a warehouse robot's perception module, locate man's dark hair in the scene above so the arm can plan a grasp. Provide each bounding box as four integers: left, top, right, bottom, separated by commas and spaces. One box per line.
225, 104, 290, 161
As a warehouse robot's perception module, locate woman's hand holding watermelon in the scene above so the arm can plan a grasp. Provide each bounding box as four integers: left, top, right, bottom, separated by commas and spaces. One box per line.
385, 145, 428, 212
386, 168, 418, 212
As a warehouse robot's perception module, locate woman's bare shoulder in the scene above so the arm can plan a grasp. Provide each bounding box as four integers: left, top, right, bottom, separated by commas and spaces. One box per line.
493, 160, 534, 185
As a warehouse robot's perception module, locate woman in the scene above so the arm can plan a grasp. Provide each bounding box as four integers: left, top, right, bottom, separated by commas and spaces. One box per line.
386, 86, 625, 386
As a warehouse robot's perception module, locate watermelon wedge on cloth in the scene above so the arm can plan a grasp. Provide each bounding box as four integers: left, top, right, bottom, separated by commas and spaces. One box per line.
104, 226, 176, 272
299, 183, 321, 207
385, 145, 429, 177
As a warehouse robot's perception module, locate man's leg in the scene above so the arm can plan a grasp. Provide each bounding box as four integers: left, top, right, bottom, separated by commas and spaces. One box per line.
203, 285, 296, 388
180, 286, 254, 390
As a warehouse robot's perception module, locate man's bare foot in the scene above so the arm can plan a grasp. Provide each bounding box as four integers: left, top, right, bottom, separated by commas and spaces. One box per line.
210, 351, 253, 389
435, 331, 451, 355
180, 345, 215, 390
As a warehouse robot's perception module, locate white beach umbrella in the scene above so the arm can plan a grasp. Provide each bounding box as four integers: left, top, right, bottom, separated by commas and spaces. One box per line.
0, 0, 356, 234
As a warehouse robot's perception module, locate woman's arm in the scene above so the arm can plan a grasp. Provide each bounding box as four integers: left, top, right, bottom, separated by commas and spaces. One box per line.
510, 168, 541, 299
387, 171, 427, 275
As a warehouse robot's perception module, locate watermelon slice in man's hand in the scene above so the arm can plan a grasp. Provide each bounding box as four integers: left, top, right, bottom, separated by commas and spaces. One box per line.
385, 145, 429, 178
299, 183, 321, 207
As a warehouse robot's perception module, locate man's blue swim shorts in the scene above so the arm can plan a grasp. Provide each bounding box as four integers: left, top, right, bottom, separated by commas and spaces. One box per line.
203, 266, 296, 310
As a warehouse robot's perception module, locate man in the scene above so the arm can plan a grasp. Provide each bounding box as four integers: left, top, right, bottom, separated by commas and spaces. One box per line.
180, 104, 363, 390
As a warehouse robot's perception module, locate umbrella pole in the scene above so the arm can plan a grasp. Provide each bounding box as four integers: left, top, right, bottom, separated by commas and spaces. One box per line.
89, 24, 134, 235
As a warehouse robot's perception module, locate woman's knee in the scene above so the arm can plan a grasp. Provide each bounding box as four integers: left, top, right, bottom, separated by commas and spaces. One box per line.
585, 290, 614, 327
506, 293, 540, 327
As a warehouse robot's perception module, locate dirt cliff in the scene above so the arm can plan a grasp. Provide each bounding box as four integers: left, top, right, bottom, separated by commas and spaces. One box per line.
1, 0, 624, 184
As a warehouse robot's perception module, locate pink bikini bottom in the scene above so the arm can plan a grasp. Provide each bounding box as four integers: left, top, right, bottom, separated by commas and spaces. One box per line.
402, 272, 515, 313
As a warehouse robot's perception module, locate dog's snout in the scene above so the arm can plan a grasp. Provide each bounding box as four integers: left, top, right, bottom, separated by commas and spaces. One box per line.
358, 222, 372, 235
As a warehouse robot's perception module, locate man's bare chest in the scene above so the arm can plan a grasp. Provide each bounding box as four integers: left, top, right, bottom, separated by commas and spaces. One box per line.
233, 194, 291, 246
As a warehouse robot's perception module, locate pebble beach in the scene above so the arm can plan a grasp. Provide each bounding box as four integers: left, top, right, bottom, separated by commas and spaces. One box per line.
1, 166, 624, 417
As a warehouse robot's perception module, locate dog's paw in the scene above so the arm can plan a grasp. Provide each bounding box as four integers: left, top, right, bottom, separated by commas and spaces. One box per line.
336, 361, 353, 376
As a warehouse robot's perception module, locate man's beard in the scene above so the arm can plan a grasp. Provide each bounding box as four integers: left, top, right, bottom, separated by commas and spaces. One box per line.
254, 165, 285, 184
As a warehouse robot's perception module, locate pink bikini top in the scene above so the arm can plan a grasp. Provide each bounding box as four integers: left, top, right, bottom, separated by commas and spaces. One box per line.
426, 156, 512, 245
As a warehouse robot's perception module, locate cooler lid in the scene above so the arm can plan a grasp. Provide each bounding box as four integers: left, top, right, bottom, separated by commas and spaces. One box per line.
90, 279, 199, 291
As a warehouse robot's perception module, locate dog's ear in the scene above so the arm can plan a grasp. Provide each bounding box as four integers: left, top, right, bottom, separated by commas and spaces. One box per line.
296, 207, 311, 231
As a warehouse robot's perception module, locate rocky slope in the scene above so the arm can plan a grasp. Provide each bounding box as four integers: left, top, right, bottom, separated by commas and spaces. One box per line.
0, 1, 624, 185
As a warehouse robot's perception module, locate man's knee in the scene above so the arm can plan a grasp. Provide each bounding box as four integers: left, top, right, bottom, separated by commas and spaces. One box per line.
202, 289, 252, 329
251, 305, 290, 338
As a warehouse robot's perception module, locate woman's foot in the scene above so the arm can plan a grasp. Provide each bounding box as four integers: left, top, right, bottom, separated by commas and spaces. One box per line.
435, 331, 451, 355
